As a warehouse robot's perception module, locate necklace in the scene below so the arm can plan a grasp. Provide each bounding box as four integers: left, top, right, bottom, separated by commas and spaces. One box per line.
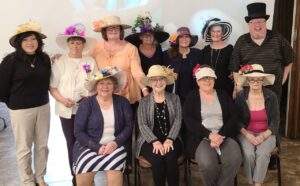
154, 101, 169, 136
210, 48, 221, 69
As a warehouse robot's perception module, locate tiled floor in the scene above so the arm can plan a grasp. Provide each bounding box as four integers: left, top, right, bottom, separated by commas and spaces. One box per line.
1, 99, 300, 185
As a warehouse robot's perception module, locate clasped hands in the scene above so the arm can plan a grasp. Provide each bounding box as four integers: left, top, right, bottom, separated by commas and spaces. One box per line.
152, 139, 174, 155
209, 132, 225, 148
98, 141, 118, 155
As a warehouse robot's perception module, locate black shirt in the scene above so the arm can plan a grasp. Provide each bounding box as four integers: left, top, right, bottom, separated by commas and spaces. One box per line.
163, 48, 202, 104
153, 101, 170, 142
139, 45, 163, 74
0, 52, 51, 109
201, 44, 234, 95
229, 30, 295, 96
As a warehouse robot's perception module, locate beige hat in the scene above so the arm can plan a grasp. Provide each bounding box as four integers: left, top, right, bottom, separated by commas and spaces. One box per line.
194, 66, 217, 81
237, 64, 275, 86
92, 15, 131, 32
142, 65, 177, 86
86, 66, 127, 92
9, 20, 46, 47
56, 23, 96, 52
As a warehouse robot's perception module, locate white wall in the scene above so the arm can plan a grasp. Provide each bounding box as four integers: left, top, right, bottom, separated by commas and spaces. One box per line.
0, 0, 275, 58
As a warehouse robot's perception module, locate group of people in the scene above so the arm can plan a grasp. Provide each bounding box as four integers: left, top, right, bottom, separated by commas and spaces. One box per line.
0, 2, 295, 186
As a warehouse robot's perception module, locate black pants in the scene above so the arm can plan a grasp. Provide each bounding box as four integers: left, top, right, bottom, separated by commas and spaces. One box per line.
140, 139, 182, 186
60, 115, 76, 176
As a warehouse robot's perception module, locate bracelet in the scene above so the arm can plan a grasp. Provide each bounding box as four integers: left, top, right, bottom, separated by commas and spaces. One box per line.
142, 87, 148, 92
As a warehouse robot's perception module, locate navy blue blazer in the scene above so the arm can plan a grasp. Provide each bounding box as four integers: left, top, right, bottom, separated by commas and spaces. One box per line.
73, 94, 133, 161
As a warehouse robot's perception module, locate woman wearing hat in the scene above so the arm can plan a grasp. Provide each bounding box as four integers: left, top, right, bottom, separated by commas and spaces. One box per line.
73, 66, 133, 186
125, 12, 169, 74
183, 65, 242, 186
163, 27, 202, 104
136, 65, 182, 186
49, 23, 97, 185
201, 18, 234, 96
91, 15, 149, 104
0, 21, 51, 186
235, 64, 279, 186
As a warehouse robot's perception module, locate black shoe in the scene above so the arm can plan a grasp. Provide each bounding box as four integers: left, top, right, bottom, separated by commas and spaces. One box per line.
268, 155, 277, 170
72, 176, 77, 186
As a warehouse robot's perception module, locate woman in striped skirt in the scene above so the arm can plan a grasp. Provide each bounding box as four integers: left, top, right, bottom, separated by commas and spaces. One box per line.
73, 66, 133, 186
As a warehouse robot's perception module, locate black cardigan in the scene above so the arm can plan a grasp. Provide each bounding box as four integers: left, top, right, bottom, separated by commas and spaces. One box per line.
234, 88, 280, 138
183, 89, 239, 158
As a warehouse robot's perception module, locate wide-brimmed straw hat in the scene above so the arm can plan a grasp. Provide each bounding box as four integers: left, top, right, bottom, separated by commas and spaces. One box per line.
245, 2, 270, 23
56, 23, 96, 51
142, 65, 177, 86
236, 64, 275, 86
125, 12, 169, 46
92, 15, 131, 32
9, 20, 47, 47
193, 64, 217, 81
201, 18, 232, 42
169, 27, 198, 47
86, 66, 127, 92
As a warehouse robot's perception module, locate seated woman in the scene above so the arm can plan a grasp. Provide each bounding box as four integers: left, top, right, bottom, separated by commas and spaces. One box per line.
136, 65, 182, 186
235, 64, 279, 186
73, 67, 133, 186
183, 65, 242, 186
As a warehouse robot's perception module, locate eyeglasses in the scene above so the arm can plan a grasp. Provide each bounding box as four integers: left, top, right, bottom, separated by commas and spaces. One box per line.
106, 26, 121, 32
248, 78, 264, 83
200, 77, 214, 81
249, 20, 266, 25
149, 77, 166, 82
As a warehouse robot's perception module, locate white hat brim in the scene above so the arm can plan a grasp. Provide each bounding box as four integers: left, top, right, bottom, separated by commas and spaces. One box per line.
55, 35, 96, 52
238, 72, 275, 86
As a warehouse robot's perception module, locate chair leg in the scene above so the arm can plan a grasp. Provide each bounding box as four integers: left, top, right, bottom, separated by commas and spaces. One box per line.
187, 160, 192, 186
234, 176, 238, 186
127, 172, 130, 186
134, 159, 138, 186
277, 157, 282, 186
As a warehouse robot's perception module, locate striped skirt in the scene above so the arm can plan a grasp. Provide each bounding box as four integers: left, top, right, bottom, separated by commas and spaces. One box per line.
73, 146, 127, 175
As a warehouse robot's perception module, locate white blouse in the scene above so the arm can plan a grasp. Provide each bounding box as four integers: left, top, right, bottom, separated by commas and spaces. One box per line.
50, 54, 98, 118
99, 105, 115, 144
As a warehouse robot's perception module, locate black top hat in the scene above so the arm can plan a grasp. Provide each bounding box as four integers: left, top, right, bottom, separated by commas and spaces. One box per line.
244, 2, 270, 23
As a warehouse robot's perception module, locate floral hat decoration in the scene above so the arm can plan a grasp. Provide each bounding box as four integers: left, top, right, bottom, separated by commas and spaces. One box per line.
125, 12, 170, 46
142, 65, 177, 86
9, 20, 47, 47
92, 15, 131, 32
236, 64, 275, 86
86, 66, 127, 92
169, 27, 198, 47
201, 18, 232, 42
56, 23, 96, 51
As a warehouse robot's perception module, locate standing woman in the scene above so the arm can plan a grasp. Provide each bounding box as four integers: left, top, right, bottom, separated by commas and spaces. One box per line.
73, 67, 133, 186
235, 64, 279, 186
0, 21, 51, 186
163, 27, 201, 104
201, 18, 234, 96
49, 23, 97, 185
92, 15, 149, 104
136, 65, 181, 186
125, 12, 169, 74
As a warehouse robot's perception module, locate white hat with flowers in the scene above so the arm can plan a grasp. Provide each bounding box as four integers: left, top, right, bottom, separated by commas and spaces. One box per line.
56, 23, 96, 51
86, 66, 127, 92
92, 15, 131, 32
236, 64, 275, 86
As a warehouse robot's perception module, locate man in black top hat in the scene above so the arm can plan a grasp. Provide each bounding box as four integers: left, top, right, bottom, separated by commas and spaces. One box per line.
230, 2, 295, 99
